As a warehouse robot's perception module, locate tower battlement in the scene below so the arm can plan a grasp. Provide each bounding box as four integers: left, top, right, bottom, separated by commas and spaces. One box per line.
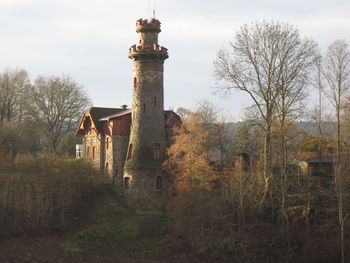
136, 18, 161, 32
129, 17, 168, 61
128, 44, 168, 60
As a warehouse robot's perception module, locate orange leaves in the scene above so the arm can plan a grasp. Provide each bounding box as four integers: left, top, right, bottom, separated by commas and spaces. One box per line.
164, 113, 217, 193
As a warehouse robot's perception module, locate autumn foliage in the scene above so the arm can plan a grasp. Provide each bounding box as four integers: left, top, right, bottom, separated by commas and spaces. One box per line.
164, 113, 217, 193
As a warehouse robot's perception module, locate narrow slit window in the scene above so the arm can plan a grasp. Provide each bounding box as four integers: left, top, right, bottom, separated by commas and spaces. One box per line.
127, 144, 133, 160
143, 103, 146, 112
156, 176, 162, 189
154, 96, 157, 107
92, 147, 96, 160
153, 143, 160, 160
106, 137, 109, 150
105, 162, 109, 176
134, 77, 137, 89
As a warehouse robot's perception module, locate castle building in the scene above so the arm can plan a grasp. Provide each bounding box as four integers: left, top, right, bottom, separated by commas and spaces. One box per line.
76, 18, 181, 213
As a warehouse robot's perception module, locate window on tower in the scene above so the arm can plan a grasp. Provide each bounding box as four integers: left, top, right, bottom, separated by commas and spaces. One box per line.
127, 144, 133, 160
124, 177, 131, 189
134, 77, 137, 89
153, 143, 160, 160
156, 176, 162, 189
143, 103, 146, 112
154, 96, 157, 107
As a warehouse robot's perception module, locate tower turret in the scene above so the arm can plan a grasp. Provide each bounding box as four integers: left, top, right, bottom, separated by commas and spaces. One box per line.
124, 18, 169, 213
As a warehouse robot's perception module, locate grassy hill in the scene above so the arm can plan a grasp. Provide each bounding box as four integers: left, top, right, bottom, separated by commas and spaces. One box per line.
0, 188, 200, 263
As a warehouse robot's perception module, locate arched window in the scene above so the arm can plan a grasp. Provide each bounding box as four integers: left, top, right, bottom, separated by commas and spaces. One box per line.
127, 144, 133, 160
106, 137, 109, 150
92, 147, 96, 160
153, 143, 160, 160
124, 177, 130, 189
156, 176, 162, 189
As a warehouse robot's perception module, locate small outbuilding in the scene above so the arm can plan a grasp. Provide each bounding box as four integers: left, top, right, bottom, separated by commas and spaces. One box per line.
297, 156, 334, 177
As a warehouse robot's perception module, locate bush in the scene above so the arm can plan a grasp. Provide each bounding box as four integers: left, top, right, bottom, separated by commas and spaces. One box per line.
0, 140, 14, 172
0, 155, 104, 236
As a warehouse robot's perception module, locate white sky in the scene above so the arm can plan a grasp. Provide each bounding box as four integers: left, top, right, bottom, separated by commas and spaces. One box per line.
1, 0, 349, 120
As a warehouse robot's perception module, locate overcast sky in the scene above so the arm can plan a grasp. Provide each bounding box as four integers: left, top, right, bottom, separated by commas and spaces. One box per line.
1, 0, 349, 119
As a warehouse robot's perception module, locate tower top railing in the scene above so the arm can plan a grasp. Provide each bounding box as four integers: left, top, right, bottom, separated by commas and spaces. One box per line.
136, 18, 161, 33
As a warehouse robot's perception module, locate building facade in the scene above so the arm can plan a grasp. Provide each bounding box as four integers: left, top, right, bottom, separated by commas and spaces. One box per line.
76, 18, 181, 213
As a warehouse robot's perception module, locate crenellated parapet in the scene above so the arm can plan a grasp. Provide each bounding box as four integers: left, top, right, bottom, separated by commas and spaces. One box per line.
129, 18, 168, 61
136, 18, 161, 33
128, 43, 168, 60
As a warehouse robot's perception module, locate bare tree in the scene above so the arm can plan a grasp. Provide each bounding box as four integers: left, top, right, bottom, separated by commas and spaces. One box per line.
25, 75, 91, 153
324, 40, 350, 150
312, 53, 325, 159
274, 41, 316, 236
323, 40, 350, 263
214, 21, 317, 206
0, 69, 30, 124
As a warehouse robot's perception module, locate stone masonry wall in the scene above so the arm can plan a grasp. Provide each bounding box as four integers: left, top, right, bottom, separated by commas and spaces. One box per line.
124, 18, 169, 213
126, 60, 168, 169
112, 135, 130, 193
105, 135, 113, 177
83, 135, 102, 172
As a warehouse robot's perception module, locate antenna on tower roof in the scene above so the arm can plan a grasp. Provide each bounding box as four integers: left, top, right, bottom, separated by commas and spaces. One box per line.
153, 2, 156, 18
147, 0, 150, 20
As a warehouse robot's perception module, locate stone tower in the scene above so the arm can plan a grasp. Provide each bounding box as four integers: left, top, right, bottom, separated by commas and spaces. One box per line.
124, 18, 169, 213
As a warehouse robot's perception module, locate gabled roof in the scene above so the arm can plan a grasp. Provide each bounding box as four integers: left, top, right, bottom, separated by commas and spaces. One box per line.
98, 109, 182, 123
164, 110, 182, 128
294, 156, 339, 164
76, 108, 182, 136
99, 109, 132, 121
306, 156, 339, 163
89, 107, 124, 125
76, 107, 124, 134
